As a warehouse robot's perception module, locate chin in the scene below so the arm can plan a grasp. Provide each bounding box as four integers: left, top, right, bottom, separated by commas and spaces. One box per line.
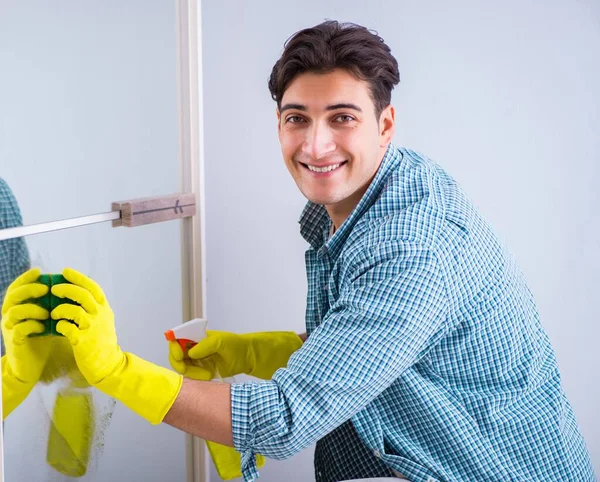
304, 192, 345, 206
302, 192, 328, 205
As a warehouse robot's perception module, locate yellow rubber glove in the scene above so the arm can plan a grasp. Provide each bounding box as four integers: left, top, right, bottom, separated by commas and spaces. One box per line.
206, 440, 265, 480
52, 268, 182, 425
1, 268, 52, 418
168, 330, 303, 381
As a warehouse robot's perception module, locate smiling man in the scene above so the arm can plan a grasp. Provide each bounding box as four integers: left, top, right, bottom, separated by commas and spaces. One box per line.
21, 20, 595, 482
277, 68, 393, 229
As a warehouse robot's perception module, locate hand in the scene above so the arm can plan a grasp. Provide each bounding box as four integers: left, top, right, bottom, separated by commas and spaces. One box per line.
168, 333, 220, 381
169, 330, 303, 381
51, 268, 124, 385
52, 268, 182, 425
1, 268, 52, 384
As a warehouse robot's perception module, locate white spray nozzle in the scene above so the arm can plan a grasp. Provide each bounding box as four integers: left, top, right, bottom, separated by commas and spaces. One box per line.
164, 318, 208, 352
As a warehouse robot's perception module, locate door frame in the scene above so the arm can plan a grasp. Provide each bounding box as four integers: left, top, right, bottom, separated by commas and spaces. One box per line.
176, 0, 210, 481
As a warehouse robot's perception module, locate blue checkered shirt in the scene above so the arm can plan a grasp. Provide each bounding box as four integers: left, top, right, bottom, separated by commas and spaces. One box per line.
230, 145, 595, 482
1, 178, 30, 355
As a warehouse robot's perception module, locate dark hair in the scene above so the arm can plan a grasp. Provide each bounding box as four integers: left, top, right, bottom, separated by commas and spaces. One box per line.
268, 20, 400, 119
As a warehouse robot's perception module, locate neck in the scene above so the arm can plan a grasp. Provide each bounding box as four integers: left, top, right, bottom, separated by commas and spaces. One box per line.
325, 183, 369, 232
325, 145, 389, 231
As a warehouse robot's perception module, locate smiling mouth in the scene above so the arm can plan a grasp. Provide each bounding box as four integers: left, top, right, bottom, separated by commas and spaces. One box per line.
301, 161, 348, 173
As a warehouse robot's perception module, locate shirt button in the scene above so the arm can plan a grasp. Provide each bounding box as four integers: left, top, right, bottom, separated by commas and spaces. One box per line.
373, 449, 381, 458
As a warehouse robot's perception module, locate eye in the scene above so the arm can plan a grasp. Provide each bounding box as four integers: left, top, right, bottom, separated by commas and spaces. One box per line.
285, 115, 305, 124
335, 114, 355, 123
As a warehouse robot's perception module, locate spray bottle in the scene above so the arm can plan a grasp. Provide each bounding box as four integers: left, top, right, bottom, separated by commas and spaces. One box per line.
164, 318, 208, 355
164, 318, 235, 382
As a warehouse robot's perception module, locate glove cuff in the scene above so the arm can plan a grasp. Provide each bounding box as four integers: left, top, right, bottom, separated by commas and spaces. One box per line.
95, 352, 183, 424
245, 331, 303, 380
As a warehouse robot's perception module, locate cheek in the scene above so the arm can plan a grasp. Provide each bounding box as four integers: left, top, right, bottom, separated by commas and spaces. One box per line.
336, 130, 364, 159
280, 131, 303, 157
340, 124, 371, 144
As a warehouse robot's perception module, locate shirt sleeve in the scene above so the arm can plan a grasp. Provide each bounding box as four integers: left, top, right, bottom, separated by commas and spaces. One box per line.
230, 239, 449, 479
1, 179, 30, 303
10, 237, 31, 280
1, 179, 31, 356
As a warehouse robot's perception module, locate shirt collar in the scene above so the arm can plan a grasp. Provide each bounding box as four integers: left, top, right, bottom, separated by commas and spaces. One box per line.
299, 144, 404, 252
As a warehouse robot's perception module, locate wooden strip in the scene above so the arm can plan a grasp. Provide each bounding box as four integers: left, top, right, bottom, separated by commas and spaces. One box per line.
111, 193, 196, 227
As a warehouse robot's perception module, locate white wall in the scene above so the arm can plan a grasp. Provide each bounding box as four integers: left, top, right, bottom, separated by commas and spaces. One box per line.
202, 0, 600, 480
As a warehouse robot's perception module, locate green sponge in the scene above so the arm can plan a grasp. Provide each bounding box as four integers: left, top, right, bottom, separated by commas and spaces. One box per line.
29, 274, 79, 337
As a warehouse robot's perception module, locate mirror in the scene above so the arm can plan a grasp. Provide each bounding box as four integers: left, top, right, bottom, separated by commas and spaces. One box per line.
1, 192, 187, 481
1, 1, 188, 480
0, 1, 179, 227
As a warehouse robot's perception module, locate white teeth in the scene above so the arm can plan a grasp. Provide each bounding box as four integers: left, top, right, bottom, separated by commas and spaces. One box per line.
307, 163, 341, 173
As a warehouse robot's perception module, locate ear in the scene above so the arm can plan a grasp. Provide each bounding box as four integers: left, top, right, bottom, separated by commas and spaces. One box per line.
378, 105, 395, 147
276, 108, 282, 134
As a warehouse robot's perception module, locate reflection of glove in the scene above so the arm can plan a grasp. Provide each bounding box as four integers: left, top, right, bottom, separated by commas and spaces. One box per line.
46, 385, 94, 477
1, 268, 52, 418
42, 336, 94, 478
40, 336, 89, 387
53, 268, 182, 425
169, 330, 303, 381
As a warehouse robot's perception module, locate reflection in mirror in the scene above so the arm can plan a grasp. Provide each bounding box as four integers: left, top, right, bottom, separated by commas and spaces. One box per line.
2, 211, 185, 481
1, 177, 115, 479
1, 177, 31, 354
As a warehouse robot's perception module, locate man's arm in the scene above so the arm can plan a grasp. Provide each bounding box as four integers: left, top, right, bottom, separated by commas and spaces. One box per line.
57, 240, 447, 463
163, 333, 306, 445
163, 378, 234, 446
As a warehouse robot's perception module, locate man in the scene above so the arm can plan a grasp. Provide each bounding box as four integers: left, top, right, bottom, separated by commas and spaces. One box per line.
2, 21, 594, 482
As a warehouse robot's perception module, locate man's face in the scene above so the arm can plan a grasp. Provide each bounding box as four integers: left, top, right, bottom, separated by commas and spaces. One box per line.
277, 68, 394, 216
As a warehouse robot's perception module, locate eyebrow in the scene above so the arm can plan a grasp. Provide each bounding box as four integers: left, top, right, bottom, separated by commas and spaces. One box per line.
280, 103, 363, 113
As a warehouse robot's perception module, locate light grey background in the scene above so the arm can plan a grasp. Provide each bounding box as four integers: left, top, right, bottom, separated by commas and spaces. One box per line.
0, 1, 180, 225
0, 1, 597, 481
202, 0, 600, 481
1, 1, 186, 481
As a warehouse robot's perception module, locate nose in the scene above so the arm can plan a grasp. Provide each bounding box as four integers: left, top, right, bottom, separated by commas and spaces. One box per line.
301, 121, 336, 160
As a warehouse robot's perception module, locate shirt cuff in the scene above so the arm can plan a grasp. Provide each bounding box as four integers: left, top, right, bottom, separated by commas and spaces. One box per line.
231, 380, 281, 481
